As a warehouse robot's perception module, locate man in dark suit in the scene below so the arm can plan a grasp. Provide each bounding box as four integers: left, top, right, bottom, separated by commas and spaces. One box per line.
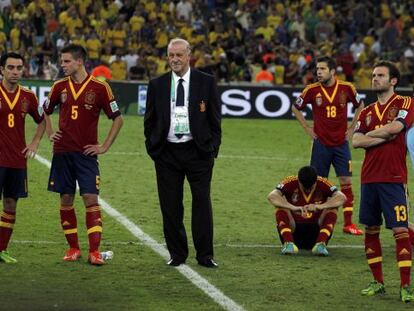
144, 38, 221, 268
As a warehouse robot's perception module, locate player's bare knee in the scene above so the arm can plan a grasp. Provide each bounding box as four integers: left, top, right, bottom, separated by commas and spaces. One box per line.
82, 194, 98, 207
392, 226, 409, 234
60, 194, 75, 206
3, 198, 17, 212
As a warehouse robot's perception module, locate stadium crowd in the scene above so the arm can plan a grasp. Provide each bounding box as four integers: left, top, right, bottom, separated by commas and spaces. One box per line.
0, 0, 413, 88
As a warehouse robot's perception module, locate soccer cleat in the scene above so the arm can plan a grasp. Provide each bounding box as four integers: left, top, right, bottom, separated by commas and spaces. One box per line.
0, 250, 17, 264
343, 224, 363, 235
63, 248, 81, 261
88, 251, 105, 265
312, 242, 329, 256
400, 285, 414, 303
281, 242, 298, 255
361, 281, 385, 296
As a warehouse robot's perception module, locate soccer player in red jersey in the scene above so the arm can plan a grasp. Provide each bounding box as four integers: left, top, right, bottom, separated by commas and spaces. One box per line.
268, 166, 346, 256
353, 61, 414, 302
0, 52, 45, 263
292, 56, 364, 235
44, 44, 123, 265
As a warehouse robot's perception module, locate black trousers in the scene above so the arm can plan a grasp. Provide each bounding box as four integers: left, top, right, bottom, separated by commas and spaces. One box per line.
154, 141, 215, 262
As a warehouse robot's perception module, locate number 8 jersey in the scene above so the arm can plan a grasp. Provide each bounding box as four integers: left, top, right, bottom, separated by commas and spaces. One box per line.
294, 79, 361, 146
0, 84, 43, 168
44, 75, 121, 153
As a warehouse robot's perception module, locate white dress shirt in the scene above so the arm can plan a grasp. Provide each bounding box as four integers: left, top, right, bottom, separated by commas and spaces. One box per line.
167, 69, 193, 143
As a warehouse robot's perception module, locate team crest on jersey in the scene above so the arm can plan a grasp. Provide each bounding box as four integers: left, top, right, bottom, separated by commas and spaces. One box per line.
291, 190, 299, 203
21, 98, 28, 117
388, 106, 398, 120
61, 89, 68, 103
85, 90, 96, 105
339, 92, 347, 107
315, 93, 322, 106
365, 113, 372, 127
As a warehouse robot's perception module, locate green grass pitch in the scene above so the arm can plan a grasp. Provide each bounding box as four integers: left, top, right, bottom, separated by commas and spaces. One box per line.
3, 115, 413, 310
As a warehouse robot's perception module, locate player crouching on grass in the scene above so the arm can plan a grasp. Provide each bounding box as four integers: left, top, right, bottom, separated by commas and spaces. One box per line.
267, 166, 346, 256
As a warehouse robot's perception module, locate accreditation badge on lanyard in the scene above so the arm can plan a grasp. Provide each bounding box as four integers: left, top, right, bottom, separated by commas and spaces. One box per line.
174, 106, 190, 134
171, 77, 190, 135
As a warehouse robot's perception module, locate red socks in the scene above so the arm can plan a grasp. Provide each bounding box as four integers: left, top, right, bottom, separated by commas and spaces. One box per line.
275, 209, 293, 243
316, 211, 337, 243
394, 231, 412, 287
60, 205, 79, 249
365, 228, 383, 284
86, 205, 102, 252
0, 210, 16, 251
340, 184, 354, 227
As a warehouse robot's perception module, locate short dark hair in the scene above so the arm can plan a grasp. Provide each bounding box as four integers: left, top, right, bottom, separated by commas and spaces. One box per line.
298, 166, 317, 190
316, 56, 336, 71
0, 52, 24, 67
373, 60, 400, 87
61, 44, 87, 61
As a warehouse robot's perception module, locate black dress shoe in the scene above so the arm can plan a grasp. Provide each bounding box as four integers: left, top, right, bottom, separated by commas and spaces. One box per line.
166, 258, 185, 266
197, 258, 218, 268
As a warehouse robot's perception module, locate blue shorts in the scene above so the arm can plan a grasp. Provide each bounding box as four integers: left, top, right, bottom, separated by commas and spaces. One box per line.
0, 167, 27, 199
310, 138, 352, 178
359, 183, 408, 229
48, 152, 100, 195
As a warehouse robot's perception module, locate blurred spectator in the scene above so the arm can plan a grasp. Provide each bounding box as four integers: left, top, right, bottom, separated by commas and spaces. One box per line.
284, 61, 299, 86
255, 63, 274, 84
176, 0, 193, 21
110, 49, 127, 80
20, 24, 34, 50
217, 53, 230, 82
349, 35, 365, 63
86, 31, 102, 68
128, 57, 146, 81
123, 48, 139, 72
32, 6, 45, 43
355, 61, 373, 89
40, 55, 59, 80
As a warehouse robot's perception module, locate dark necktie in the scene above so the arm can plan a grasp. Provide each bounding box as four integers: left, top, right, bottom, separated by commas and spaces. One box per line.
176, 78, 184, 107
175, 78, 184, 138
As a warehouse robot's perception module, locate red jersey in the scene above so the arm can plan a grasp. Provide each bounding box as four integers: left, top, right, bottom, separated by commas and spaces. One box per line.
355, 94, 414, 184
45, 75, 121, 153
276, 175, 338, 223
0, 84, 43, 168
294, 79, 361, 146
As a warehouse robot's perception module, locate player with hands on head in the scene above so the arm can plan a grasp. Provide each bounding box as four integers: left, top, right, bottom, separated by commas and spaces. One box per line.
268, 166, 346, 256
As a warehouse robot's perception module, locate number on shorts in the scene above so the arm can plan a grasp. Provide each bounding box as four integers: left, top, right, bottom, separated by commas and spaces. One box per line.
394, 205, 407, 222
96, 175, 100, 190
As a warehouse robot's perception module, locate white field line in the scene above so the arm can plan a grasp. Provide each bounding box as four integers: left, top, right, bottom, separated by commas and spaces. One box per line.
36, 149, 364, 163
13, 240, 395, 249
34, 154, 245, 311
13, 239, 382, 249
